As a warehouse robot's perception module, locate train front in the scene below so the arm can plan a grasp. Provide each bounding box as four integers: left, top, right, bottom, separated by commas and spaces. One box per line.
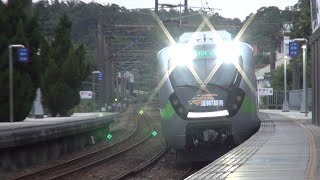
158, 32, 259, 154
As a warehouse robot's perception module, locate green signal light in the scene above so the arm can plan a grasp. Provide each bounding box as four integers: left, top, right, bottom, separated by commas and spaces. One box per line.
99, 113, 104, 117
106, 133, 112, 140
151, 131, 157, 137
139, 110, 144, 115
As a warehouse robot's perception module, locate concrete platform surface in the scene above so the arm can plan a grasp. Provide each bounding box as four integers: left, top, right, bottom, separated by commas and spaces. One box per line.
259, 109, 312, 120
0, 112, 117, 149
0, 112, 117, 132
187, 110, 320, 180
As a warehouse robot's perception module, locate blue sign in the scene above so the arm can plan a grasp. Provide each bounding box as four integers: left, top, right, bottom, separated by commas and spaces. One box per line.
289, 42, 300, 56
18, 48, 29, 62
97, 73, 103, 81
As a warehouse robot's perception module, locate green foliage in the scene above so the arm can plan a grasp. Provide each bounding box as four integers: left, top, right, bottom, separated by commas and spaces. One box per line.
271, 57, 311, 91
242, 7, 283, 52
271, 62, 293, 90
0, 0, 42, 122
34, 1, 310, 96
254, 54, 270, 65
41, 14, 90, 116
33, 1, 243, 94
74, 99, 94, 112
289, 0, 311, 39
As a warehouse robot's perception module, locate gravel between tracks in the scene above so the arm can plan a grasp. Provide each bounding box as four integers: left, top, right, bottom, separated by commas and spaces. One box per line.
128, 150, 192, 180
4, 108, 136, 180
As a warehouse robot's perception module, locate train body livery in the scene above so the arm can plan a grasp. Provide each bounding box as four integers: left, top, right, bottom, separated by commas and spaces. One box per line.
157, 31, 260, 162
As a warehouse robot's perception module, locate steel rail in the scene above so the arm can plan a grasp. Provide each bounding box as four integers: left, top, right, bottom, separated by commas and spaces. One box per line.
11, 108, 142, 180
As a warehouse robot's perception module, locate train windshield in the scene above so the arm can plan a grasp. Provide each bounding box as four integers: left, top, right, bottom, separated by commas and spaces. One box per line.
169, 44, 241, 111
170, 44, 239, 88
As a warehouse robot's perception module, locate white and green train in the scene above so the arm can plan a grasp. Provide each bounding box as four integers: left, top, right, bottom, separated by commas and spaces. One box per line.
157, 31, 260, 162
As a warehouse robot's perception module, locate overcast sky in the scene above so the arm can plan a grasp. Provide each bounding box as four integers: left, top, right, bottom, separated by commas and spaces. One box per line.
80, 0, 299, 20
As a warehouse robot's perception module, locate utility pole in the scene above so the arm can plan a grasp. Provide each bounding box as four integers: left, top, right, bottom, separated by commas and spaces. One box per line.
155, 0, 158, 13
293, 38, 308, 117
105, 41, 113, 109
184, 0, 188, 24
301, 44, 308, 116
282, 56, 289, 112
97, 15, 114, 110
121, 72, 125, 100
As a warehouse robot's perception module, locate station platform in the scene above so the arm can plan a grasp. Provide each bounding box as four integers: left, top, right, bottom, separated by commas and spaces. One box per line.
186, 110, 320, 180
0, 112, 117, 149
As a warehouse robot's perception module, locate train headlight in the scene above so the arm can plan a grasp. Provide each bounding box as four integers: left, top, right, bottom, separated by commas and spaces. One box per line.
215, 42, 240, 64
169, 44, 196, 66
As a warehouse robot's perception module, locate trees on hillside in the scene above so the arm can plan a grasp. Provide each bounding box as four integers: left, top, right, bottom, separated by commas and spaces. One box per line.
41, 14, 91, 116
242, 6, 284, 78
288, 0, 312, 89
0, 0, 42, 122
270, 0, 312, 90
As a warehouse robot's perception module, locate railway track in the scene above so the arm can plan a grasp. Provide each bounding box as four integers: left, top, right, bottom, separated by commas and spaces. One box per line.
11, 107, 151, 180
62, 107, 165, 179
112, 146, 168, 180
178, 167, 194, 180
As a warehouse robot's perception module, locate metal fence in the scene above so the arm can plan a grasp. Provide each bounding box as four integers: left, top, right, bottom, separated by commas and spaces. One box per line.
265, 91, 285, 109
262, 88, 312, 110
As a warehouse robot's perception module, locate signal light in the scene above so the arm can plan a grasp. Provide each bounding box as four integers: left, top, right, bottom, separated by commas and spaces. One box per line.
139, 110, 144, 115
106, 133, 112, 140
151, 131, 158, 137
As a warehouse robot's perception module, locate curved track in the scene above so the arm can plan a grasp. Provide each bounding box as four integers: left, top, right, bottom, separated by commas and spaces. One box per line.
11, 107, 150, 180
62, 106, 166, 180
112, 146, 168, 180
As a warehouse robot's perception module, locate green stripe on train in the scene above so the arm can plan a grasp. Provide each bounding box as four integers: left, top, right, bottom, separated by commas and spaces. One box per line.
241, 96, 257, 113
160, 101, 175, 119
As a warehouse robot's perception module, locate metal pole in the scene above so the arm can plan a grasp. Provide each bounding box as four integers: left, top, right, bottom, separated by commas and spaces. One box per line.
294, 38, 308, 116
116, 73, 119, 101
282, 56, 289, 112
8, 44, 24, 123
305, 46, 308, 117
179, 3, 182, 28
9, 47, 13, 123
284, 57, 287, 97
92, 73, 95, 112
302, 45, 308, 117
155, 0, 158, 13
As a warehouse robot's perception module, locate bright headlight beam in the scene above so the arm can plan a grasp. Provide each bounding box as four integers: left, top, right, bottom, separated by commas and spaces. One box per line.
234, 14, 255, 41
233, 62, 258, 97
204, 61, 223, 85
186, 64, 210, 94
215, 42, 241, 64
186, 19, 206, 45
149, 63, 176, 100
182, 15, 221, 94
150, 10, 176, 45
146, 11, 206, 105
146, 12, 227, 105
169, 45, 196, 66
200, 14, 223, 43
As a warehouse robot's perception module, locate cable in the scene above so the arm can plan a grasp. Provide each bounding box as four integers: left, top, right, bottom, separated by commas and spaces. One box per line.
200, 0, 205, 10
